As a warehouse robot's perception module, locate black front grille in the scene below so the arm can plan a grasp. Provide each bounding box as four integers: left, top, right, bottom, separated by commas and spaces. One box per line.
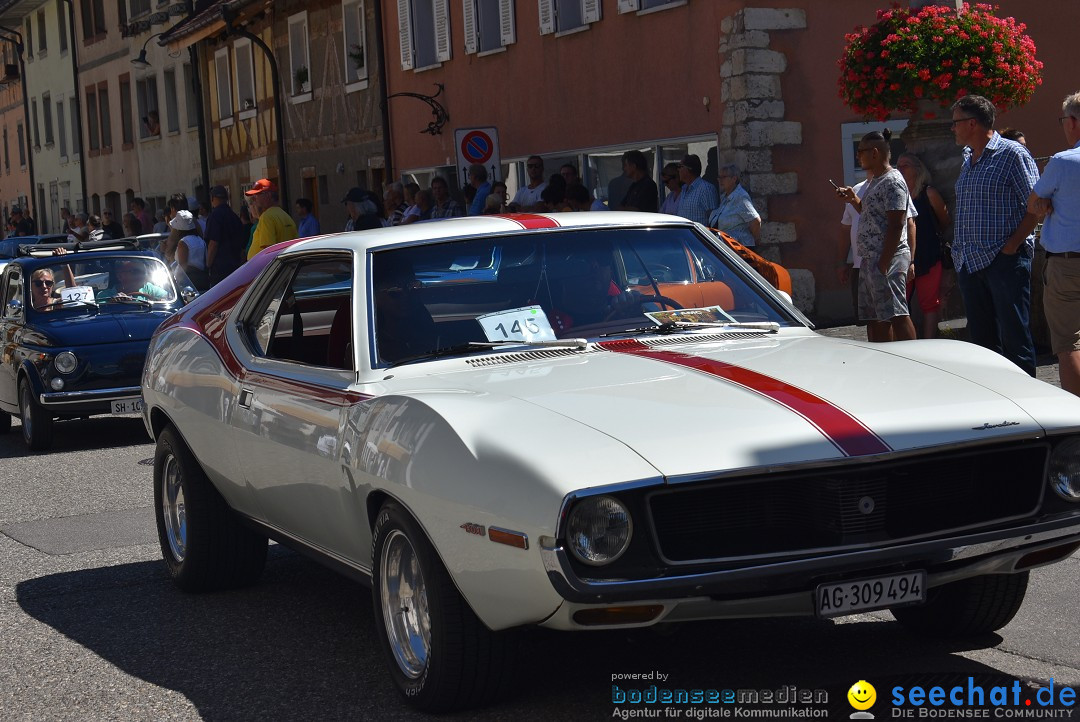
649, 444, 1048, 563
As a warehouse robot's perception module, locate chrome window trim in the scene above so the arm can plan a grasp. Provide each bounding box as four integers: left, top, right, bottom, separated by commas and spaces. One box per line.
39, 386, 141, 405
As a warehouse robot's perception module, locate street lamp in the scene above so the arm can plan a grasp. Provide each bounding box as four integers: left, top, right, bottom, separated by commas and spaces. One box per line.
131, 32, 165, 69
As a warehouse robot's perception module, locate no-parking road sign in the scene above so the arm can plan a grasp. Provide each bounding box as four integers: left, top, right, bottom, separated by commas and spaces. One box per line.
455, 126, 501, 184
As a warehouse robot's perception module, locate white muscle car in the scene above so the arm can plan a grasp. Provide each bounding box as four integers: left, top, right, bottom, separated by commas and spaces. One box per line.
141, 213, 1080, 711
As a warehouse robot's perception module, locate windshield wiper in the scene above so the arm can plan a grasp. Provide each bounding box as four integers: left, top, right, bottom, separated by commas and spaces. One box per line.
388, 338, 588, 368
599, 321, 780, 338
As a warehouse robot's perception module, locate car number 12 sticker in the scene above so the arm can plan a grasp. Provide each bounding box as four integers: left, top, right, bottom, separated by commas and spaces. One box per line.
476, 305, 557, 343
60, 285, 96, 305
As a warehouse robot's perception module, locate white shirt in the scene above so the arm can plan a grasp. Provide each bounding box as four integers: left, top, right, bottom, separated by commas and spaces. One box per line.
512, 182, 547, 209
180, 234, 207, 270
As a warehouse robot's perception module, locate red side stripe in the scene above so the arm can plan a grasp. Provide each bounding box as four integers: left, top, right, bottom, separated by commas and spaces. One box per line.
493, 213, 561, 229
599, 339, 891, 457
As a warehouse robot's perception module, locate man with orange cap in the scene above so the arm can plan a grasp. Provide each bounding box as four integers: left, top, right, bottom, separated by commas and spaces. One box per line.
245, 178, 298, 260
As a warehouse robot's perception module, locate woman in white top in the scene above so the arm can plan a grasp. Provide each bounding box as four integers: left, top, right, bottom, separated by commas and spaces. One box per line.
170, 210, 210, 291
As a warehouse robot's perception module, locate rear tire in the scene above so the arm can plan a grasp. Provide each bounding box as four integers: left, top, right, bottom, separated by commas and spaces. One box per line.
891, 572, 1029, 637
19, 380, 53, 451
154, 425, 267, 592
371, 501, 517, 712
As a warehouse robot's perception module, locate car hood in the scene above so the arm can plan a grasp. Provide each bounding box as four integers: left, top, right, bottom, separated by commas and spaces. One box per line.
395, 332, 1072, 478
29, 310, 175, 347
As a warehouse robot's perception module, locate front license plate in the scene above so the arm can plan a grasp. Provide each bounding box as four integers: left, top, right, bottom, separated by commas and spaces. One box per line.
815, 571, 925, 618
111, 398, 144, 415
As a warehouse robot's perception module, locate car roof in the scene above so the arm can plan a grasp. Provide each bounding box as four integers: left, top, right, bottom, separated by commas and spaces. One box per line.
280, 212, 697, 256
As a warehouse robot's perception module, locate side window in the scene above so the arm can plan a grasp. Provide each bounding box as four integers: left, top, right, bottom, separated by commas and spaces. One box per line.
244, 256, 354, 370
2, 270, 23, 318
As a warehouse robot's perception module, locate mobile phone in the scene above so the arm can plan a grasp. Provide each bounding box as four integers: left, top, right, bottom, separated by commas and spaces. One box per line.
828, 179, 840, 189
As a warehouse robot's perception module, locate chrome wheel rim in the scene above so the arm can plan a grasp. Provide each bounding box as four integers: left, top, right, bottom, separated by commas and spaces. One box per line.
20, 386, 32, 438
160, 453, 187, 562
380, 529, 430, 679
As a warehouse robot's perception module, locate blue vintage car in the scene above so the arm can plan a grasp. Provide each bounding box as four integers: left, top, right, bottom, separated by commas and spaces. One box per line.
0, 244, 194, 450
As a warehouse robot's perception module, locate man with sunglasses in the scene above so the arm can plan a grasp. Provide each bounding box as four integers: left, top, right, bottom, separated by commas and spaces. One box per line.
1028, 91, 1080, 396
510, 156, 547, 211
951, 94, 1040, 376
97, 260, 169, 302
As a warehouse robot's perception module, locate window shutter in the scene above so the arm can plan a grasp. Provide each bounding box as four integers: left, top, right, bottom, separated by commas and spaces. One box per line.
499, 0, 516, 46
434, 0, 451, 62
582, 0, 601, 24
397, 0, 414, 70
462, 0, 477, 54
617, 0, 640, 13
538, 0, 554, 35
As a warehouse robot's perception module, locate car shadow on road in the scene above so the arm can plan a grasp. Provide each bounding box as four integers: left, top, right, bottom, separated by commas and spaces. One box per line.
15, 546, 1039, 721
0, 416, 151, 458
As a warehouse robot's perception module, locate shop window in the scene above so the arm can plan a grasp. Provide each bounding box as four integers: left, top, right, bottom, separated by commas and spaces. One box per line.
397, 0, 450, 71
840, 120, 908, 186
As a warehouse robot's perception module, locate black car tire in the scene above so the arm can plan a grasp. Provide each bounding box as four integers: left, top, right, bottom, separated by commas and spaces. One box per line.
154, 425, 267, 592
891, 571, 1029, 637
19, 379, 53, 451
371, 501, 517, 712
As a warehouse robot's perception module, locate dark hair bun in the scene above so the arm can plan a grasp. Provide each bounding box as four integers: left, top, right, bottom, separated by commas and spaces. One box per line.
882, 128, 892, 142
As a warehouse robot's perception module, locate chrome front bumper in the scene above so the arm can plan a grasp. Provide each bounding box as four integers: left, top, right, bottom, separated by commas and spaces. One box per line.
39, 386, 142, 406
541, 513, 1080, 607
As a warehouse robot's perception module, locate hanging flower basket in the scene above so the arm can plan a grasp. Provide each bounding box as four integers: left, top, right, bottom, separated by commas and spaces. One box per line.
837, 3, 1042, 121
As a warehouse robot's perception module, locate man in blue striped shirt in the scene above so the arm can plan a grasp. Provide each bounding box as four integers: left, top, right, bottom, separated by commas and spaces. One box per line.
675, 154, 719, 227
951, 94, 1040, 376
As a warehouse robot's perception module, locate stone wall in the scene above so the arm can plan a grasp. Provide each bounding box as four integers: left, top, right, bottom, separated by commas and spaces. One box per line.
719, 7, 814, 314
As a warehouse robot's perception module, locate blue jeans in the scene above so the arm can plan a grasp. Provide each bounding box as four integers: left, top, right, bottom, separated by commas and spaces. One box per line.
956, 248, 1036, 376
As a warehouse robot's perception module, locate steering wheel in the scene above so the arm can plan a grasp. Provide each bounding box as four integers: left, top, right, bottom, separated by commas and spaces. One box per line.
605, 294, 683, 321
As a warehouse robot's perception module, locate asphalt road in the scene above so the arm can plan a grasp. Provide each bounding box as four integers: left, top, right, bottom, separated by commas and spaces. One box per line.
1, 358, 1078, 721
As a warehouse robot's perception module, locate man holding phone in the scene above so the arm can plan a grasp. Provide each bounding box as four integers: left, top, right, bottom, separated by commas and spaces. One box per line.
835, 130, 916, 342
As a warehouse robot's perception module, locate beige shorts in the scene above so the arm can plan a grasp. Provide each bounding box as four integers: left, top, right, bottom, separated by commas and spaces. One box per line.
1043, 255, 1080, 354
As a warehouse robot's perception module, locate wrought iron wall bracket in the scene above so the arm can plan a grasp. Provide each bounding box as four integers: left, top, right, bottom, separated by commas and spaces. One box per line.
385, 83, 449, 135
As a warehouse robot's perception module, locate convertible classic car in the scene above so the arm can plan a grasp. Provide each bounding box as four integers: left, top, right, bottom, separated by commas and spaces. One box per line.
141, 213, 1080, 711
0, 243, 193, 450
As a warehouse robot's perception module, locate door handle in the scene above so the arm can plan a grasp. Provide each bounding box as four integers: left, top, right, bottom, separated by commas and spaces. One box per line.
238, 387, 253, 408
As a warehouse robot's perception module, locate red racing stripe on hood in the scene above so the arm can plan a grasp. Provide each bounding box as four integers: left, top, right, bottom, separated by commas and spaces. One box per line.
494, 213, 561, 229
599, 339, 891, 457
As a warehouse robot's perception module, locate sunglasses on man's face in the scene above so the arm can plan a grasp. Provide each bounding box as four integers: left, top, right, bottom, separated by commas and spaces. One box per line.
33, 279, 54, 288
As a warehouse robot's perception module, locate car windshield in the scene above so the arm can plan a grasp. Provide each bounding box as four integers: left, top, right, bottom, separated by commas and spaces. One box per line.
27, 255, 178, 312
369, 226, 794, 364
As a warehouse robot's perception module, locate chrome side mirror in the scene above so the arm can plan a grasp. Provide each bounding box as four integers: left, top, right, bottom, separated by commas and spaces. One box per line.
7, 298, 22, 316
181, 286, 198, 304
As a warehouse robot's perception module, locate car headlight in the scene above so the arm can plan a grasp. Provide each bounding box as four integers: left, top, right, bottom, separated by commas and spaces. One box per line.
566, 495, 633, 565
1049, 438, 1080, 501
54, 351, 78, 374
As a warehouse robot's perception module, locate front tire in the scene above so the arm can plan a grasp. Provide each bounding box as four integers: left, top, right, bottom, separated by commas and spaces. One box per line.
154, 425, 267, 592
891, 572, 1029, 637
19, 379, 53, 451
371, 501, 516, 712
